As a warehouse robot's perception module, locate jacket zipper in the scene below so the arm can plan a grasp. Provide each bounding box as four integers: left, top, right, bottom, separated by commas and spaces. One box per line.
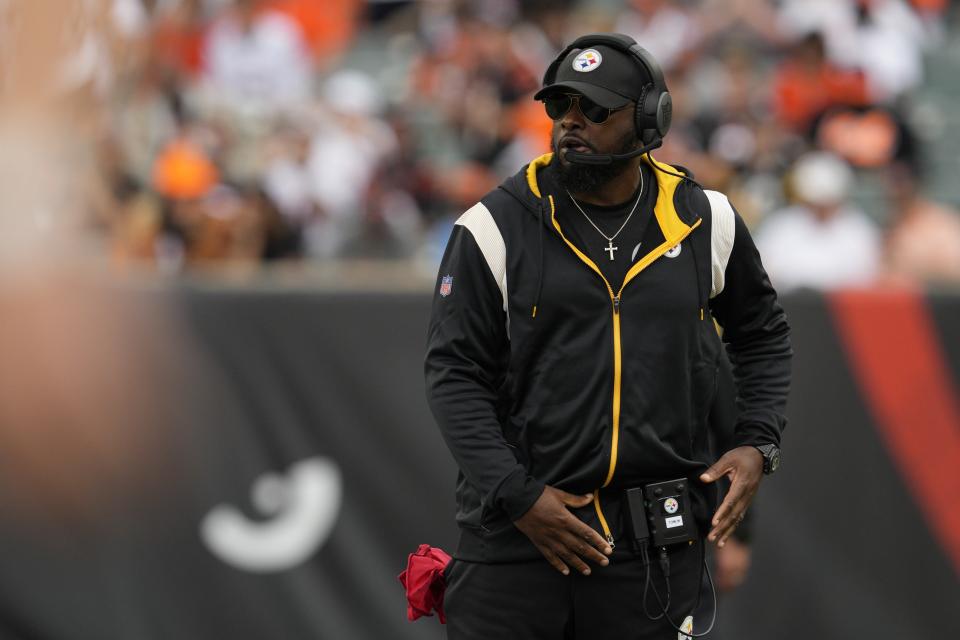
547, 195, 702, 544
593, 492, 615, 547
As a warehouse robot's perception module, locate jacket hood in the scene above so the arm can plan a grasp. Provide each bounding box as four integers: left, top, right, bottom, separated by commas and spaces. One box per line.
496, 154, 553, 221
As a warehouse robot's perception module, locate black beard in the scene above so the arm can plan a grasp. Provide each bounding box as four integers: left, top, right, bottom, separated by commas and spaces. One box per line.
551, 132, 639, 194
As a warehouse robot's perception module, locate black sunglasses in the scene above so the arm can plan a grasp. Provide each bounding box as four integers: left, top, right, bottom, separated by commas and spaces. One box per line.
542, 94, 628, 125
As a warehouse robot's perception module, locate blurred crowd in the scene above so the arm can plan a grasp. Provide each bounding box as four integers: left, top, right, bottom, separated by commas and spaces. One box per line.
54, 0, 960, 287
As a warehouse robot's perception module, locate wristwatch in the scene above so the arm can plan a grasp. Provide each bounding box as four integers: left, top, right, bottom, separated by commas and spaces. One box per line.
754, 444, 781, 475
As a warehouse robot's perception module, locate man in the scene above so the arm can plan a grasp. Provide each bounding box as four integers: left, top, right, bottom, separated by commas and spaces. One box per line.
425, 33, 791, 639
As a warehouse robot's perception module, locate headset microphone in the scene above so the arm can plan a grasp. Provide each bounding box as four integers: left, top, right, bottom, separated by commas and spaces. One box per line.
563, 139, 662, 165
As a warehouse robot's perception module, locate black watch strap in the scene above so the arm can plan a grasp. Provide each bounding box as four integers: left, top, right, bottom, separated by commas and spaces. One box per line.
754, 444, 781, 475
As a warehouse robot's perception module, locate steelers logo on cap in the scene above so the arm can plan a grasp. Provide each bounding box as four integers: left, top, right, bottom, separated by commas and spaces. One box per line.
573, 49, 602, 72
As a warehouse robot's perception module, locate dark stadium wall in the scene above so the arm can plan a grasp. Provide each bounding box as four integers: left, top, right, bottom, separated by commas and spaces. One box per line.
830, 289, 960, 574
0, 289, 956, 639
720, 292, 960, 640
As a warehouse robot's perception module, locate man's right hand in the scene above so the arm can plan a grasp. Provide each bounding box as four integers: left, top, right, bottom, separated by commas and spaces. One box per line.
513, 486, 613, 576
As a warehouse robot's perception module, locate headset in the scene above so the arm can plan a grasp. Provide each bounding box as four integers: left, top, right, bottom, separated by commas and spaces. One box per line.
542, 33, 673, 165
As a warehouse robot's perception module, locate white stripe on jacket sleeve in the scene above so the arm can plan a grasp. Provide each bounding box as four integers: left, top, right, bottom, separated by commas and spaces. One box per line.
455, 202, 509, 331
705, 190, 736, 298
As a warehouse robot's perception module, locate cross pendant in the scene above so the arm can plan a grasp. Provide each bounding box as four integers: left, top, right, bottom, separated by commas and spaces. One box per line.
605, 240, 618, 261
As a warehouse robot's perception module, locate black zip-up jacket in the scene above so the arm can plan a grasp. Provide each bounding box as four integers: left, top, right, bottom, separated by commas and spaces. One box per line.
425, 153, 791, 562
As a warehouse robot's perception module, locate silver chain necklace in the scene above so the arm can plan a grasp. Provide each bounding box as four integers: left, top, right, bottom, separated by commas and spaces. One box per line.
565, 168, 644, 261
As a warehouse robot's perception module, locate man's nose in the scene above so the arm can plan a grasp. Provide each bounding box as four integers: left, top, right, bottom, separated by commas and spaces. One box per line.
560, 100, 585, 131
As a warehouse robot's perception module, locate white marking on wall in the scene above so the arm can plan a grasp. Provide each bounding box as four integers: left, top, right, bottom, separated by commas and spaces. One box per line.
201, 457, 342, 572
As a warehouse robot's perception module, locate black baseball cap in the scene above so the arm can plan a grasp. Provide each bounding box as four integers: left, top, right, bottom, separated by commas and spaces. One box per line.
534, 44, 651, 109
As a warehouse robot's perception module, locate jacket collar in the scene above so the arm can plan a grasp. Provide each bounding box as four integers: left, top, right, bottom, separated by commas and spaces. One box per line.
522, 152, 696, 244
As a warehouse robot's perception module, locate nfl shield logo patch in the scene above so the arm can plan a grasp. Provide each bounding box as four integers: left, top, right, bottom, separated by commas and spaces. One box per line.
439, 275, 454, 297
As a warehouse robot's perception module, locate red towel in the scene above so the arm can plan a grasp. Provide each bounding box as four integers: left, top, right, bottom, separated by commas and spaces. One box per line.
398, 544, 452, 623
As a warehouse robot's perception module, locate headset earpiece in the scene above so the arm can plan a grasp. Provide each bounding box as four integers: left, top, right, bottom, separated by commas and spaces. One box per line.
625, 41, 671, 142
636, 84, 655, 144
656, 92, 672, 137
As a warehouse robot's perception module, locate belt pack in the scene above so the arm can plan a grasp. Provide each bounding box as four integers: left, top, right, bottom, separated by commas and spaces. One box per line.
624, 478, 697, 549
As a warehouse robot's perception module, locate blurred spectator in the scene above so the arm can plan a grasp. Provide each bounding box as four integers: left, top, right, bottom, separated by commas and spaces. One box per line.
775, 0, 929, 102
813, 105, 916, 170
909, 0, 949, 36
845, 0, 929, 100
302, 70, 398, 259
675, 41, 800, 225
267, 0, 361, 65
615, 0, 703, 72
346, 161, 424, 259
168, 184, 265, 265
151, 129, 219, 201
110, 121, 222, 270
510, 1, 573, 72
151, 0, 208, 81
408, 6, 539, 166
111, 54, 180, 187
200, 0, 312, 117
250, 186, 302, 260
111, 0, 151, 40
696, 0, 784, 49
882, 162, 960, 285
756, 152, 881, 291
60, 0, 960, 279
110, 190, 166, 267
772, 32, 868, 133
112, 182, 295, 270
261, 121, 315, 224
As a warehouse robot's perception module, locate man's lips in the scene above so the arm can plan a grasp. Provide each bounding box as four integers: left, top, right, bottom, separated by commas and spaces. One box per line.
560, 136, 592, 154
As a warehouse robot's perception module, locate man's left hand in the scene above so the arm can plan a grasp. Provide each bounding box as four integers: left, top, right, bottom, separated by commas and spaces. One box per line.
699, 446, 763, 547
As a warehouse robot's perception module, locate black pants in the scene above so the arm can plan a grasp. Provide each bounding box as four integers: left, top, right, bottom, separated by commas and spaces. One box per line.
444, 539, 708, 639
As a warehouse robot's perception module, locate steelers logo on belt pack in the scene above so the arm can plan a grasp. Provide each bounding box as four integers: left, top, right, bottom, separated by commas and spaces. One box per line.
573, 49, 602, 72
664, 497, 679, 514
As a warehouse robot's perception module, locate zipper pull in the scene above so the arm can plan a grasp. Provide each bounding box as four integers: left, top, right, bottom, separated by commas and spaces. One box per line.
613, 296, 620, 314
